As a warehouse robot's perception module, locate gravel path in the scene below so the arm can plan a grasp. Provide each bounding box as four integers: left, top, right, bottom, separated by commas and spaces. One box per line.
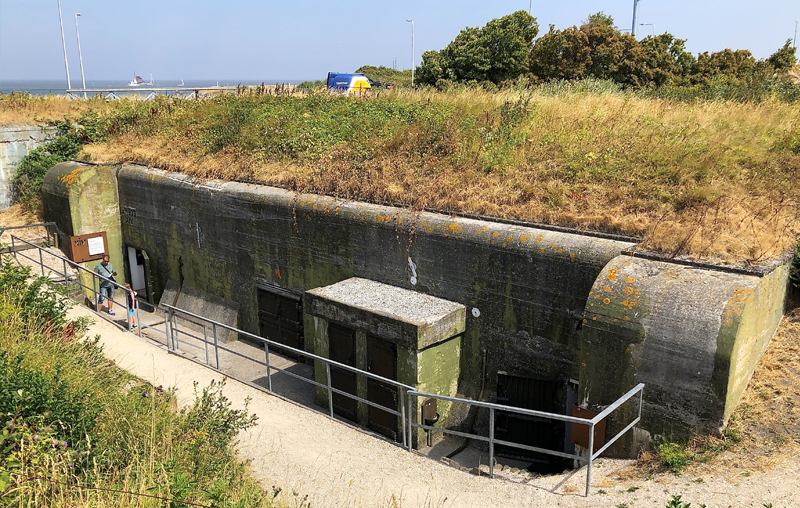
66, 303, 800, 508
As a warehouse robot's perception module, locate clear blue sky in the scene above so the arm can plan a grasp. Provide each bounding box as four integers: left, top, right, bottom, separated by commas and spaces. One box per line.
0, 0, 798, 82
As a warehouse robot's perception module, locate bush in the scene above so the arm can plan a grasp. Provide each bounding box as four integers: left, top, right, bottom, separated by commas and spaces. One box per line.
656, 441, 694, 473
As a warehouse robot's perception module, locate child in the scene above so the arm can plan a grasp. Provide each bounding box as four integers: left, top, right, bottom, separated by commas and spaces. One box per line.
125, 284, 138, 332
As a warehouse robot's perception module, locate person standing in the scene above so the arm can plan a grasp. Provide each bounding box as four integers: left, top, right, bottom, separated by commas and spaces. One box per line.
125, 283, 138, 331
94, 254, 117, 315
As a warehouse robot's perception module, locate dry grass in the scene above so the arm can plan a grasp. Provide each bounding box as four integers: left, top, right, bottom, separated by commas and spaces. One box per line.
0, 204, 47, 245
0, 94, 112, 126
5, 88, 800, 264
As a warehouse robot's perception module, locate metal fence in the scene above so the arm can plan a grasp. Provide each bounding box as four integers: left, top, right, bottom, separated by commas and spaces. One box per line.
7, 235, 644, 496
8, 234, 152, 338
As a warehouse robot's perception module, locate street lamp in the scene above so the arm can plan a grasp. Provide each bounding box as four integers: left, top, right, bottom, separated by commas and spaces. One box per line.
794, 20, 798, 49
57, 0, 71, 90
631, 0, 641, 36
75, 13, 87, 99
640, 23, 655, 37
406, 19, 414, 88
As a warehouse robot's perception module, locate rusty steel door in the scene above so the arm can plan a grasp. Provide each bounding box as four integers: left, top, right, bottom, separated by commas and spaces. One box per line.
367, 335, 398, 441
257, 287, 303, 358
329, 324, 357, 421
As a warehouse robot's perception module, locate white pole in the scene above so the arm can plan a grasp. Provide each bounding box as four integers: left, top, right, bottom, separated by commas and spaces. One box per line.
406, 19, 414, 87
75, 13, 86, 99
631, 0, 640, 36
794, 20, 798, 49
57, 0, 71, 90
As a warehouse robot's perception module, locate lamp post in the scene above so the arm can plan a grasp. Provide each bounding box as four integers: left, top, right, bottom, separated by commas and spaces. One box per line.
794, 20, 798, 49
631, 0, 641, 36
57, 0, 71, 91
75, 13, 87, 99
640, 23, 655, 37
406, 19, 414, 88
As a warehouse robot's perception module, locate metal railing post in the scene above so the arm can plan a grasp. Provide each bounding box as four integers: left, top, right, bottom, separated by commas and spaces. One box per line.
164, 309, 170, 347
136, 304, 142, 338
39, 248, 44, 276
203, 325, 210, 365
92, 276, 98, 311
62, 258, 68, 283
489, 407, 495, 478
172, 312, 180, 350
400, 388, 407, 449
212, 323, 220, 370
326, 363, 334, 418
586, 422, 595, 497
11, 236, 16, 261
407, 393, 413, 451
265, 343, 272, 392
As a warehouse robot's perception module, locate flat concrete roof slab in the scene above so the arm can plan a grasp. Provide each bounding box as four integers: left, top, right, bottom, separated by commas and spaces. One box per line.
306, 278, 466, 349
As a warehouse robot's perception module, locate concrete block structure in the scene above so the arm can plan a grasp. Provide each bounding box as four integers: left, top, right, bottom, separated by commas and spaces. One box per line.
41, 161, 792, 458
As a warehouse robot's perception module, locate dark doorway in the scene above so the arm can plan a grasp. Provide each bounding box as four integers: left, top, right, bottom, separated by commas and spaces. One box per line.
495, 373, 567, 470
329, 323, 357, 421
257, 286, 303, 358
366, 335, 398, 441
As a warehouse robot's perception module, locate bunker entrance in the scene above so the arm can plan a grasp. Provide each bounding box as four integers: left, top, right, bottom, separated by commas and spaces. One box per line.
366, 334, 398, 441
495, 372, 576, 472
328, 323, 357, 420
257, 285, 303, 359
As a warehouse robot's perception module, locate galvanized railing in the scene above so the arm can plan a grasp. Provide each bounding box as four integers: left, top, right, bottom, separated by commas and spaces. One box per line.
7, 235, 644, 496
407, 383, 644, 496
8, 235, 152, 338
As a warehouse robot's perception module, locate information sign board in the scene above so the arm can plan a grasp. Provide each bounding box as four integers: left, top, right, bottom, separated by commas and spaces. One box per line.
68, 232, 108, 263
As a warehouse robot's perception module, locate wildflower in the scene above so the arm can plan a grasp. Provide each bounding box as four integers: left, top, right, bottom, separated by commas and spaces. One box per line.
32, 435, 38, 441
61, 441, 67, 448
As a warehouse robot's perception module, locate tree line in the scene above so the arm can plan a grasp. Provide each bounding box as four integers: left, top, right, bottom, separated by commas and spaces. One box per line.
416, 10, 798, 92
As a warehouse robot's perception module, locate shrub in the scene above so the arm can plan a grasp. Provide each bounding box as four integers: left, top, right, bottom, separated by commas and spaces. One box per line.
656, 441, 694, 473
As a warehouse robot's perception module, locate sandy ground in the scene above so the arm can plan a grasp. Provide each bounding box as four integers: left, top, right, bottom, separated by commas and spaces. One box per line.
63, 301, 800, 508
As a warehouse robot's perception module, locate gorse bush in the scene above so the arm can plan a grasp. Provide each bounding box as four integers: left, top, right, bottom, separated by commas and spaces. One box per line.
0, 259, 271, 507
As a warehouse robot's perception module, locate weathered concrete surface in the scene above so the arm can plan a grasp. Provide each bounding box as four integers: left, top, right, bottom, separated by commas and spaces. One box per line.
113, 164, 635, 409
0, 125, 54, 209
41, 162, 125, 302
305, 277, 466, 349
158, 279, 239, 343
41, 161, 792, 455
580, 256, 789, 449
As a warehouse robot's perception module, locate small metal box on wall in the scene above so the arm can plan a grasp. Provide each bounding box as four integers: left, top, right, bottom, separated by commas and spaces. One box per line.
68, 232, 107, 263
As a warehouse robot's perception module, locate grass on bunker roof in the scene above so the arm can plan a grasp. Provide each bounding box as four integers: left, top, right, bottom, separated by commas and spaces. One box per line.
3, 85, 800, 264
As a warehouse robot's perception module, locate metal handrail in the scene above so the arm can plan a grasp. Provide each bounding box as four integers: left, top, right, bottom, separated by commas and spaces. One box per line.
7, 235, 645, 496
9, 234, 145, 338
406, 383, 645, 496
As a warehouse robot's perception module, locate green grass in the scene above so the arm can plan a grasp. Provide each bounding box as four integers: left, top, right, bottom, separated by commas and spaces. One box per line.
0, 259, 275, 507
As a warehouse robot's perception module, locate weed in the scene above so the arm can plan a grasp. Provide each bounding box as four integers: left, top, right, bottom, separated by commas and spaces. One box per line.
656, 442, 694, 474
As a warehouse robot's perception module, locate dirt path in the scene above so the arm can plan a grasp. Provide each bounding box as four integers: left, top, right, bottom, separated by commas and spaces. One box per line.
66, 303, 800, 508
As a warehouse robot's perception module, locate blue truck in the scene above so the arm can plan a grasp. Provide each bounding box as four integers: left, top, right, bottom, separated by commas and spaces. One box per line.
326, 72, 372, 93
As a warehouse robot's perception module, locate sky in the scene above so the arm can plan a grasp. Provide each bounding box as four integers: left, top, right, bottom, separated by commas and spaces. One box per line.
0, 0, 798, 83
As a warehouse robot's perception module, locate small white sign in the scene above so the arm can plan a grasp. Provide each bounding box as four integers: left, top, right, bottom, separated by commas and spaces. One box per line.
87, 236, 105, 256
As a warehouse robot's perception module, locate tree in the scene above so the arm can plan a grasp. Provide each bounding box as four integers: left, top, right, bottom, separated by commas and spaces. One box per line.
639, 33, 695, 86
416, 10, 539, 86
583, 11, 614, 28
767, 39, 797, 72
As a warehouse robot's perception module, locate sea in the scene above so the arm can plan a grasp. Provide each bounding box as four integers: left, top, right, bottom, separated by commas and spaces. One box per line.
0, 79, 305, 96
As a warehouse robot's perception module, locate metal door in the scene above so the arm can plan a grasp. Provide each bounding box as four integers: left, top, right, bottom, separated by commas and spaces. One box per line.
329, 324, 357, 421
367, 335, 398, 441
495, 373, 564, 466
257, 287, 303, 358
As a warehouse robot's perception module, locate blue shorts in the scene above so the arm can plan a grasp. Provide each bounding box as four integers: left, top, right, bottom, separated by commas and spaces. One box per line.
128, 308, 135, 317
98, 285, 114, 303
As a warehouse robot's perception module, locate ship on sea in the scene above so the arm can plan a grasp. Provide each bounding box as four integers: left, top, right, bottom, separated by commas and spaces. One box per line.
127, 73, 154, 86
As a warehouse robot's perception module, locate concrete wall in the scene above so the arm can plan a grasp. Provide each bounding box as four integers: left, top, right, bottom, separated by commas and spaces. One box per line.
0, 125, 54, 209
42, 162, 125, 301
41, 161, 792, 453
579, 256, 789, 451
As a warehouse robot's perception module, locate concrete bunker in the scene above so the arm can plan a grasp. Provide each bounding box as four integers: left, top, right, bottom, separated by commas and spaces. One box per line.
41, 161, 793, 461
305, 277, 465, 445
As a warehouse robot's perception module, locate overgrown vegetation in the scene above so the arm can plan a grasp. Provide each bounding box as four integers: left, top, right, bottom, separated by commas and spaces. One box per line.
0, 259, 273, 507
355, 65, 413, 88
